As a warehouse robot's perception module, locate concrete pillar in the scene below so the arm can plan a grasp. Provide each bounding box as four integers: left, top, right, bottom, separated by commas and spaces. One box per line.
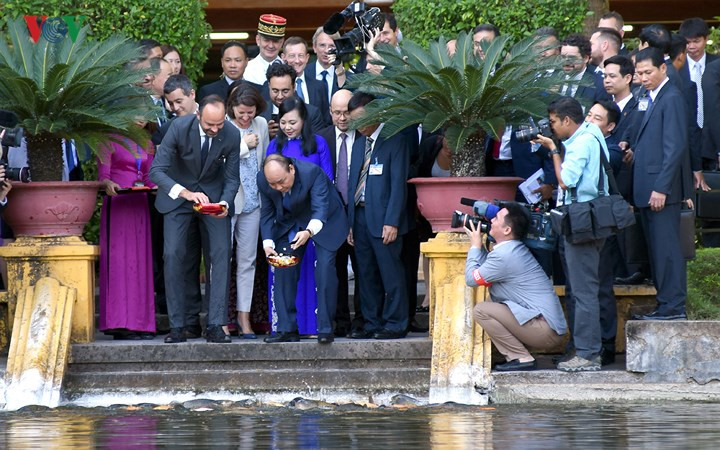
0, 236, 99, 346
422, 232, 490, 405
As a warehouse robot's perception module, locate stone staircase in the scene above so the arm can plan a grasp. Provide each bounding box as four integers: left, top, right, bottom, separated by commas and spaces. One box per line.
62, 336, 432, 397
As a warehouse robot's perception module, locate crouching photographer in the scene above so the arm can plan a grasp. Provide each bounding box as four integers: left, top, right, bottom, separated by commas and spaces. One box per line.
463, 201, 567, 372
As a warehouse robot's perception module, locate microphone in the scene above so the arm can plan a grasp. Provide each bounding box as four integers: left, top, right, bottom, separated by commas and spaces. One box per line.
323, 13, 347, 35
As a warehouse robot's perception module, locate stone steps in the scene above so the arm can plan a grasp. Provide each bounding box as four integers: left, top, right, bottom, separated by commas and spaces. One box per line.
63, 336, 433, 396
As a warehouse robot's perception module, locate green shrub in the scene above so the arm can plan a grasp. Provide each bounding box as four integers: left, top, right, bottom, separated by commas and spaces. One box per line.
687, 248, 720, 320
0, 0, 211, 83
392, 0, 591, 46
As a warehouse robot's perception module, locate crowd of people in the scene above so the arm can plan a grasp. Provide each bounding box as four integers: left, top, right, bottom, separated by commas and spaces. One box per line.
61, 10, 715, 365
464, 13, 717, 372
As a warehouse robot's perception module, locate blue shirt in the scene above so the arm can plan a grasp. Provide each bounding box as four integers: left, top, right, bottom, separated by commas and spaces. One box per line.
559, 122, 609, 205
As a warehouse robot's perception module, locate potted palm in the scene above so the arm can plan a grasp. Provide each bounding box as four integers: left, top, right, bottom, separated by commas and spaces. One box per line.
0, 18, 152, 235
351, 32, 564, 231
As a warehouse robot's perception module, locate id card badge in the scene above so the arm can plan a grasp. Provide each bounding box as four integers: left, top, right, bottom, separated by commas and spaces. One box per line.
369, 158, 383, 175
638, 97, 650, 112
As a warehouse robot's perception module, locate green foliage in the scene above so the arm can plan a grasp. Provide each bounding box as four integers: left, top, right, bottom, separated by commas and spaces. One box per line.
350, 33, 565, 177
0, 18, 154, 180
0, 0, 210, 83
392, 0, 590, 47
708, 19, 720, 55
687, 248, 720, 320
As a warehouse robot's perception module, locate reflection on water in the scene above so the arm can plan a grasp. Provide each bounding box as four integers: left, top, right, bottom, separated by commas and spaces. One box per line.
2, 403, 720, 448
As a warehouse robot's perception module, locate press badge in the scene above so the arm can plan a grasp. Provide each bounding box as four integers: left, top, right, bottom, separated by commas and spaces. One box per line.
369, 159, 383, 175
638, 97, 650, 111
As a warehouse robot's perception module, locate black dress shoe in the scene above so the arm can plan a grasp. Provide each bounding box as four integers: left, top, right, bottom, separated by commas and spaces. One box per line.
334, 327, 348, 338
318, 333, 335, 344
494, 359, 537, 372
206, 325, 232, 343
349, 330, 374, 339
373, 329, 406, 339
600, 348, 616, 366
407, 319, 428, 333
264, 331, 300, 343
615, 271, 645, 285
183, 325, 203, 339
631, 310, 687, 321
164, 328, 187, 344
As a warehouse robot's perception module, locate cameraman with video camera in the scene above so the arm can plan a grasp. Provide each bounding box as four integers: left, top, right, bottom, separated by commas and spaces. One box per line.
532, 96, 610, 372
464, 202, 567, 372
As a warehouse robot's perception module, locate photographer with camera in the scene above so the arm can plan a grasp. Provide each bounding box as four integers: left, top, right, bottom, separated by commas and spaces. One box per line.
532, 96, 610, 372
464, 202, 567, 372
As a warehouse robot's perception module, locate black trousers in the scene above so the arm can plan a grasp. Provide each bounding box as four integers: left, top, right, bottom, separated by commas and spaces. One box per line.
334, 240, 364, 331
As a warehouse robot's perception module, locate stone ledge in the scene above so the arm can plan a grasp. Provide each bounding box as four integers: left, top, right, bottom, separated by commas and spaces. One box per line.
626, 320, 720, 384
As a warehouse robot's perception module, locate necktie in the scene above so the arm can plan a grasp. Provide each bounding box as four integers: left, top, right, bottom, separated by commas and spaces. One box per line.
492, 139, 501, 160
694, 63, 704, 128
321, 70, 330, 102
336, 132, 349, 204
200, 135, 210, 167
354, 137, 374, 206
65, 140, 76, 173
282, 190, 291, 212
296, 78, 305, 102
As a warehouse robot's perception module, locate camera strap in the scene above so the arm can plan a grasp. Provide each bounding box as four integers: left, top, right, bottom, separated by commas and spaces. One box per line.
568, 135, 618, 202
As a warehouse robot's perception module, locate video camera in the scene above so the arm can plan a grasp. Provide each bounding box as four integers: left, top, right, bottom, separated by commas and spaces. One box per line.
0, 110, 30, 183
514, 118, 552, 144
451, 198, 557, 251
322, 1, 385, 64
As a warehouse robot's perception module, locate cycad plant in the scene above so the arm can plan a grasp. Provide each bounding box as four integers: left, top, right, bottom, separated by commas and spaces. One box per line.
351, 32, 565, 177
0, 18, 153, 181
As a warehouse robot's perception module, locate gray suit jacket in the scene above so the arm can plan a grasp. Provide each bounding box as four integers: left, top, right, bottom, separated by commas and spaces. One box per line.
150, 115, 241, 214
465, 241, 568, 335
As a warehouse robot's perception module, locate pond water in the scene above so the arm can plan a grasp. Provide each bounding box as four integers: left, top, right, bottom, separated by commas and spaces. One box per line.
1, 402, 719, 448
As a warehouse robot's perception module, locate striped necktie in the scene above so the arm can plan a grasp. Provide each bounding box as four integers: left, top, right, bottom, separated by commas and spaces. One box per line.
353, 137, 374, 205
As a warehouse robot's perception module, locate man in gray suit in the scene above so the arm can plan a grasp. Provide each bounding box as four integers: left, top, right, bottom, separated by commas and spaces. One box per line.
465, 203, 567, 372
150, 95, 241, 343
631, 48, 689, 321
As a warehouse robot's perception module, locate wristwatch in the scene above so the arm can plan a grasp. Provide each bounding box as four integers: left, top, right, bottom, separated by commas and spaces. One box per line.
549, 148, 560, 156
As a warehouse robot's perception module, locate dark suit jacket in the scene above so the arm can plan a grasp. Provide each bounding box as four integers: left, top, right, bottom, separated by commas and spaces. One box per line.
305, 62, 340, 100
703, 58, 720, 160
257, 159, 348, 251
197, 79, 232, 103
632, 80, 688, 207
300, 76, 331, 127
347, 130, 410, 238
149, 115, 241, 214
615, 95, 639, 145
317, 125, 361, 182
259, 98, 326, 135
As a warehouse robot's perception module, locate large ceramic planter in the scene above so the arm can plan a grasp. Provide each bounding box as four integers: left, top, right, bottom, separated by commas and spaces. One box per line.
3, 181, 102, 236
409, 177, 523, 232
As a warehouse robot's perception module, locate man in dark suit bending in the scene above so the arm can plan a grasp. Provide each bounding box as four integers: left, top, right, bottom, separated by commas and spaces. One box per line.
258, 154, 349, 344
150, 95, 240, 343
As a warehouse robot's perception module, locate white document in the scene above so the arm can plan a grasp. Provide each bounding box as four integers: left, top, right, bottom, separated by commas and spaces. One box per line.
519, 168, 544, 204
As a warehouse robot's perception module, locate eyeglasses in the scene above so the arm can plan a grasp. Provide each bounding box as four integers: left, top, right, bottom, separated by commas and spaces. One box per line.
331, 110, 349, 118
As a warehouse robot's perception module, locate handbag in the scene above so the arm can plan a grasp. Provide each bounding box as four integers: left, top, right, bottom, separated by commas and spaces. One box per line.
549, 138, 635, 244
695, 171, 720, 219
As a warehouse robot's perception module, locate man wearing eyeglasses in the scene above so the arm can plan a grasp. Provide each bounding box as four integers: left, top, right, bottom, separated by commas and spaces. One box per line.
318, 89, 364, 337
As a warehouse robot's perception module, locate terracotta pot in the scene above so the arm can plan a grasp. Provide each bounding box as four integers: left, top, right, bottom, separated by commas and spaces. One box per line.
409, 177, 523, 232
3, 181, 102, 236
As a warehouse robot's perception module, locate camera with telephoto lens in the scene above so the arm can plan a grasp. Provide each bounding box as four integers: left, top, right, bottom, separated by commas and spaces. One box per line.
451, 198, 558, 251
450, 198, 503, 232
323, 1, 385, 64
451, 211, 490, 232
515, 118, 552, 143
0, 111, 30, 183
0, 125, 23, 148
